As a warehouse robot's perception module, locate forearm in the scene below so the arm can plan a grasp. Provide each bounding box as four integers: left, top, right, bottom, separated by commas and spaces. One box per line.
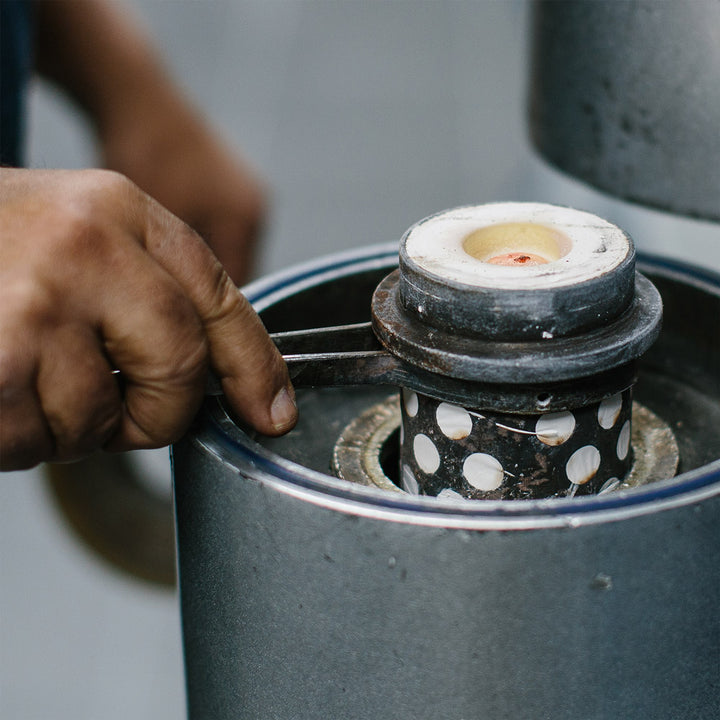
33, 0, 268, 286
34, 0, 180, 138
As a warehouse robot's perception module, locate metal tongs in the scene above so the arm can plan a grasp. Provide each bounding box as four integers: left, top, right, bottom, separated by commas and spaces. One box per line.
206, 321, 476, 402
205, 321, 406, 395
205, 319, 635, 414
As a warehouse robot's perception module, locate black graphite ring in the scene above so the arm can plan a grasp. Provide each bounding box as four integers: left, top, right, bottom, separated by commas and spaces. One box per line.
370, 202, 663, 500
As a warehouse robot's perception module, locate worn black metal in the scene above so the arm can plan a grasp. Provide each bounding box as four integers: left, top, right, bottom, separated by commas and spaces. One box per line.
398, 209, 637, 341
371, 269, 662, 386
400, 388, 634, 500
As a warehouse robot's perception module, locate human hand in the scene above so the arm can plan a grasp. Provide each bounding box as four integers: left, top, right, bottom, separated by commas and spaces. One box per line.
0, 168, 297, 471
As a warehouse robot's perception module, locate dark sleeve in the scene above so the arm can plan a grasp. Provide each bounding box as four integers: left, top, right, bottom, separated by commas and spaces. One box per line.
0, 0, 34, 167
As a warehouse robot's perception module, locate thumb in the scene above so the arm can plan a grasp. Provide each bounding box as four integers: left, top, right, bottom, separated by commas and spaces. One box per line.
143, 201, 297, 436
206, 279, 298, 435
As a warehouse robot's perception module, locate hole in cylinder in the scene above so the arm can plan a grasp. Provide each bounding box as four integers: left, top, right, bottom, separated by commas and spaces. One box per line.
379, 427, 401, 487
462, 222, 571, 266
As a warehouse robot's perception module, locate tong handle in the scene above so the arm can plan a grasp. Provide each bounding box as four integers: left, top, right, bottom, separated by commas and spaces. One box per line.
271, 321, 382, 354
204, 320, 531, 412
205, 322, 401, 396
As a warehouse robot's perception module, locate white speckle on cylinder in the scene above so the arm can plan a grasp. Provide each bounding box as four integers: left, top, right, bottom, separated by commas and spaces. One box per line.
413, 434, 440, 474
401, 465, 419, 494
437, 488, 467, 502
617, 421, 631, 460
463, 453, 504, 492
436, 402, 473, 439
599, 477, 620, 494
403, 389, 419, 417
598, 393, 623, 429
566, 445, 601, 485
535, 411, 576, 446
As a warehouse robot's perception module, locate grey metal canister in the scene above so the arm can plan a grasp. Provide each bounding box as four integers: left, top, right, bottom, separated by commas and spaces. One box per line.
173, 244, 720, 720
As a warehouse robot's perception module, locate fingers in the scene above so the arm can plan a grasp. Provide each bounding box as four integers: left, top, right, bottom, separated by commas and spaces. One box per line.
59, 170, 293, 441
0, 347, 53, 471
0, 234, 209, 465
0, 270, 121, 468
142, 205, 297, 436
0, 277, 53, 469
207, 285, 298, 436
0, 281, 119, 468
35, 323, 122, 461
96, 243, 210, 450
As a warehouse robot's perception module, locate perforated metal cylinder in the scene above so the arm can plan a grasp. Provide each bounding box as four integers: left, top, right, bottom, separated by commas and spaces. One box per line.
400, 388, 632, 500
378, 204, 659, 500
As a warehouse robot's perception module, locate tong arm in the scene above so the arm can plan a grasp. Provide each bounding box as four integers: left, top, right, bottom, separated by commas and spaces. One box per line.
205, 321, 402, 395
204, 320, 532, 411
271, 321, 381, 355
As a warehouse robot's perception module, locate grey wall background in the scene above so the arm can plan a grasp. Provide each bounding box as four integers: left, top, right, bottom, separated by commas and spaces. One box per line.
2, 2, 719, 719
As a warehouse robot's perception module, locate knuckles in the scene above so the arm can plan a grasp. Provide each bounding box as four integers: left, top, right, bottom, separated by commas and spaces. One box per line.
0, 276, 57, 331
0, 381, 52, 473
46, 377, 123, 462
1, 169, 146, 297
139, 285, 210, 389
0, 348, 31, 414
39, 172, 140, 264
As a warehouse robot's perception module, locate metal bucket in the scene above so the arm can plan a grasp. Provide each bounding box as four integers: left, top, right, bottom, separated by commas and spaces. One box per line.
529, 0, 720, 223
172, 244, 720, 719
